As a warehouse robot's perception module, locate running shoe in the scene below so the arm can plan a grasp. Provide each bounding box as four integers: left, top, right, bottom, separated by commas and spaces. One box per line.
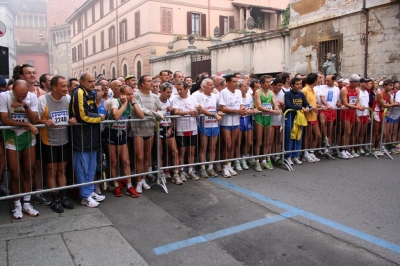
0, 184, 9, 196
12, 205, 23, 219
338, 150, 349, 159
228, 166, 237, 176
81, 197, 99, 208
207, 168, 218, 178
351, 150, 360, 158
200, 168, 208, 178
357, 149, 366, 156
262, 161, 273, 170
396, 144, 400, 152
164, 169, 171, 179
135, 182, 143, 194
345, 150, 354, 159
61, 197, 74, 209
323, 152, 335, 160
188, 171, 200, 181
234, 161, 243, 171
240, 159, 248, 170
222, 168, 231, 178
292, 157, 303, 165
286, 157, 294, 165
146, 174, 156, 182
309, 153, 320, 162
126, 186, 140, 198
302, 154, 315, 162
32, 193, 51, 206
323, 137, 330, 148
390, 148, 398, 155
23, 203, 39, 217
254, 161, 262, 172
90, 192, 105, 202
141, 179, 151, 189
215, 163, 222, 172
246, 158, 255, 166
51, 199, 64, 213
172, 173, 183, 185
114, 185, 122, 197
180, 171, 188, 182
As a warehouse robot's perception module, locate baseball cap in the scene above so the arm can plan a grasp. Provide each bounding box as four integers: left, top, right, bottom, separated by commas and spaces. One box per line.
360, 78, 370, 83
0, 77, 6, 86
125, 75, 136, 80
349, 74, 361, 82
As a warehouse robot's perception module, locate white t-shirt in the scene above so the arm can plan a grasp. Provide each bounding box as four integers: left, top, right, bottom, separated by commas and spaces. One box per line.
219, 88, 242, 126
314, 85, 323, 105
171, 95, 199, 136
357, 89, 369, 117
191, 90, 204, 105
0, 91, 38, 136
159, 98, 172, 127
272, 90, 284, 126
241, 93, 253, 117
321, 85, 340, 108
198, 93, 219, 129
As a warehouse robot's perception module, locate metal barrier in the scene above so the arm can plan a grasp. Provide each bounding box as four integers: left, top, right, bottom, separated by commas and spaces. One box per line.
0, 117, 165, 201
377, 107, 400, 160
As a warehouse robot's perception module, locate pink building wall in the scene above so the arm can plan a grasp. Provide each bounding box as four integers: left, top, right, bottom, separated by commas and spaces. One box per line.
17, 54, 49, 76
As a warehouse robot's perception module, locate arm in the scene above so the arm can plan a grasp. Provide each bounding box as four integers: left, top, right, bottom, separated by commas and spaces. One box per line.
111, 98, 129, 121
130, 101, 144, 119
0, 112, 39, 134
375, 92, 399, 108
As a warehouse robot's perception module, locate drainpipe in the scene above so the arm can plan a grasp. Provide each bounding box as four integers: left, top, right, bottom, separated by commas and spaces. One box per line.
362, 0, 369, 78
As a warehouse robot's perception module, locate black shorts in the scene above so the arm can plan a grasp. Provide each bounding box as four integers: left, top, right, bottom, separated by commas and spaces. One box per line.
160, 126, 175, 139
102, 129, 127, 146
175, 135, 197, 147
41, 143, 69, 164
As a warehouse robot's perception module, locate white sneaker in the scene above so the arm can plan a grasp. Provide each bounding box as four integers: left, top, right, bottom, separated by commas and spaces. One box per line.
351, 150, 360, 158
302, 154, 315, 162
292, 157, 303, 165
12, 204, 23, 219
188, 171, 200, 181
81, 197, 99, 208
345, 150, 354, 159
141, 179, 151, 190
136, 182, 143, 194
180, 171, 188, 182
338, 150, 349, 159
309, 153, 320, 162
90, 192, 105, 202
228, 166, 237, 176
222, 168, 231, 178
286, 157, 294, 165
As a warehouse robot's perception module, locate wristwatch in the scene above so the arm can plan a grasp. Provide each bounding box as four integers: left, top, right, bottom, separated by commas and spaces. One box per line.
23, 105, 29, 110
131, 102, 136, 107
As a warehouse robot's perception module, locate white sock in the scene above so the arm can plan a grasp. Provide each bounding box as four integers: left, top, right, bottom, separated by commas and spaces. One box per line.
127, 183, 132, 188
304, 151, 309, 156
207, 164, 213, 170
23, 195, 30, 202
261, 159, 266, 164
14, 200, 21, 208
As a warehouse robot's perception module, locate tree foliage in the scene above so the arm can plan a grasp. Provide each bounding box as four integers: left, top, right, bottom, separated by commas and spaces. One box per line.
282, 4, 290, 28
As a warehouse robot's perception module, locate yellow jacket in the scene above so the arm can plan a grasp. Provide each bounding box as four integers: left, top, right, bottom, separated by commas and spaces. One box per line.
291, 110, 308, 140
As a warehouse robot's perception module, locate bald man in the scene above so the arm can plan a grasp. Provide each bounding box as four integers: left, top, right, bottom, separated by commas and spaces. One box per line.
0, 80, 40, 219
70, 72, 106, 208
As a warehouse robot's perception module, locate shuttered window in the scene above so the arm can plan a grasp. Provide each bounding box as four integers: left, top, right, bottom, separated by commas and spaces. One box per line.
161, 8, 172, 33
135, 11, 140, 37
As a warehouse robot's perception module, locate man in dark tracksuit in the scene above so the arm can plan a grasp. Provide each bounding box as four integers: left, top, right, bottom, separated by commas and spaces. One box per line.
70, 73, 106, 207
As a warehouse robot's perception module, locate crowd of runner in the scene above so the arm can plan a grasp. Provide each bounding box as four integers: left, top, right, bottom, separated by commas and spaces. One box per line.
0, 64, 399, 219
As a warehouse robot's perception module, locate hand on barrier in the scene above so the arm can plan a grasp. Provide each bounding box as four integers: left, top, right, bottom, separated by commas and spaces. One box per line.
28, 124, 39, 135
69, 117, 77, 125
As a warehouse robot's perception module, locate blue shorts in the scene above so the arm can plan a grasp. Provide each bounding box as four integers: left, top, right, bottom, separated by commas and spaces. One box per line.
240, 116, 252, 132
198, 126, 219, 137
220, 125, 240, 131
385, 117, 399, 123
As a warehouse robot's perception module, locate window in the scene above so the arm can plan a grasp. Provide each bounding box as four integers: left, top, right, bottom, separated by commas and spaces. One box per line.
103, 69, 106, 75
120, 19, 127, 43
187, 12, 206, 36
123, 64, 127, 77
112, 67, 116, 79
92, 35, 96, 54
85, 39, 88, 57
318, 39, 340, 74
100, 0, 104, 18
135, 11, 140, 37
84, 13, 87, 28
101, 30, 104, 51
110, 0, 114, 11
219, 16, 228, 36
26, 60, 34, 66
92, 7, 95, 23
109, 26, 116, 47
161, 8, 172, 33
137, 61, 141, 78
72, 47, 76, 62
77, 18, 82, 33
77, 44, 82, 60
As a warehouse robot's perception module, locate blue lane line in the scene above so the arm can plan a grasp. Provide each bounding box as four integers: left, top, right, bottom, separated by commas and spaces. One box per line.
154, 211, 298, 255
210, 178, 400, 255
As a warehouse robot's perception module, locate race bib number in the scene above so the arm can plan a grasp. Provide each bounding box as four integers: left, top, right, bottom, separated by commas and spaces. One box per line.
349, 96, 357, 105
204, 111, 217, 128
112, 115, 129, 130
262, 103, 272, 116
51, 110, 68, 129
160, 112, 172, 127
11, 112, 28, 123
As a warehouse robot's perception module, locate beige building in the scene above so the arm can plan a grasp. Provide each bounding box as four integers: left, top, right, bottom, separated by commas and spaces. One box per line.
289, 0, 400, 80
67, 0, 287, 79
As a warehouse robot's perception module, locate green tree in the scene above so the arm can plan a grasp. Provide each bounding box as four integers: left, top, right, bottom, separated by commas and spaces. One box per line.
282, 4, 290, 28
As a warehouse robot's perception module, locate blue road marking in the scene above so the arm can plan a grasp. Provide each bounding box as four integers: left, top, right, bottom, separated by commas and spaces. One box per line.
210, 179, 400, 255
154, 211, 298, 255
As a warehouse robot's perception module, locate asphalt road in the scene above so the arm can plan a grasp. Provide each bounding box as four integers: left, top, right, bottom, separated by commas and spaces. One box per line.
99, 154, 400, 266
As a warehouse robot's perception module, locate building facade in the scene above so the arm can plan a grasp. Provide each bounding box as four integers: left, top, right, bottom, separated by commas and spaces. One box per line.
67, 0, 287, 79
0, 2, 17, 78
289, 0, 400, 80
